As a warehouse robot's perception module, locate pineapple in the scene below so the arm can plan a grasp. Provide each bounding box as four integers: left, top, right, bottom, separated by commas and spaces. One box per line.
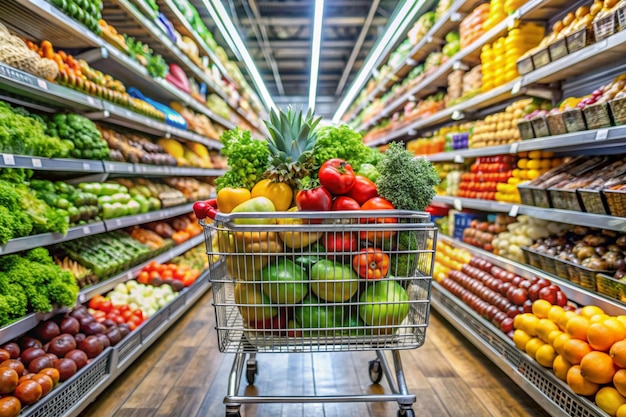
264, 108, 321, 188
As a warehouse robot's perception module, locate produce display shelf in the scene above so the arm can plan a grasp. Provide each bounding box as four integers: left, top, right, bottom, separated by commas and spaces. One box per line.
103, 202, 194, 232
432, 282, 606, 417
105, 0, 264, 133
0, 222, 107, 256
0, 308, 70, 347
107, 161, 225, 177
438, 234, 626, 315
0, 153, 105, 172
362, 4, 626, 146
158, 0, 235, 86
97, 101, 223, 149
348, 0, 571, 126
20, 263, 217, 417
1, 0, 262, 134
77, 232, 204, 303
433, 196, 626, 233
0, 60, 223, 150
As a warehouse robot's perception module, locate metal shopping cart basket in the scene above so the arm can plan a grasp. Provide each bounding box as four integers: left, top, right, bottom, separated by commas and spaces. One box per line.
201, 199, 437, 417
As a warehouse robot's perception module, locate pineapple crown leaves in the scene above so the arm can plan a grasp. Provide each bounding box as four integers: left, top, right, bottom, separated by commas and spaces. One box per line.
264, 107, 322, 163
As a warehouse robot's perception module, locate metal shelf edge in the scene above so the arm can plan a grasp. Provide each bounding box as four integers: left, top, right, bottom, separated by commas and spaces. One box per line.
103, 202, 193, 232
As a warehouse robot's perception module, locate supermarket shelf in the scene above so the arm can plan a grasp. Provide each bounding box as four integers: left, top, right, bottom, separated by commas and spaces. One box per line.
0, 153, 105, 172
361, 4, 624, 144
0, 62, 101, 111
432, 282, 606, 417
438, 234, 626, 315
103, 202, 193, 232
108, 162, 225, 177
425, 125, 626, 162
0, 222, 107, 256
158, 0, 235, 86
433, 196, 626, 232
77, 232, 204, 303
348, 0, 571, 125
97, 101, 223, 149
0, 308, 70, 347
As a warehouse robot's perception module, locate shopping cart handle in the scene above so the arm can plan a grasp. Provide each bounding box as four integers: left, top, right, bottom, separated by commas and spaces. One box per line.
193, 198, 219, 220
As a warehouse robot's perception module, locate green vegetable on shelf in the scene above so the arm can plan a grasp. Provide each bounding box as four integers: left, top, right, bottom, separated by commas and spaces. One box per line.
46, 113, 109, 160
215, 128, 269, 191
312, 125, 381, 170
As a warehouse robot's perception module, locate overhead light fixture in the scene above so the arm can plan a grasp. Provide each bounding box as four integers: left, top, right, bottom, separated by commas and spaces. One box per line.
203, 0, 277, 112
309, 0, 325, 111
332, 0, 426, 124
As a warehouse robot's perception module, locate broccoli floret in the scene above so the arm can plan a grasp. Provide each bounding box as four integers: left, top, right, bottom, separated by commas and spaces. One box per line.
376, 142, 440, 211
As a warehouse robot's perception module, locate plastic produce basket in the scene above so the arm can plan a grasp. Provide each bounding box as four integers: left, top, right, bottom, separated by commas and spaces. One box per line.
596, 273, 626, 300
517, 120, 535, 140
553, 257, 571, 280
546, 113, 568, 136
562, 108, 588, 133
566, 27, 593, 53
521, 247, 542, 269
538, 252, 557, 276
516, 56, 534, 75
517, 183, 536, 207
453, 212, 486, 240
530, 116, 551, 138
619, 5, 626, 31
531, 47, 551, 69
609, 97, 626, 125
566, 263, 611, 290
548, 188, 584, 212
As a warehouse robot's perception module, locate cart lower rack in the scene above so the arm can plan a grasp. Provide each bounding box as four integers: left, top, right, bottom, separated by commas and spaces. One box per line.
202, 204, 437, 417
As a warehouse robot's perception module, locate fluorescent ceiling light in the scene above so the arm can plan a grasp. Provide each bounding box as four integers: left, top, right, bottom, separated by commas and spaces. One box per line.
309, 0, 325, 111
332, 0, 426, 124
204, 0, 277, 112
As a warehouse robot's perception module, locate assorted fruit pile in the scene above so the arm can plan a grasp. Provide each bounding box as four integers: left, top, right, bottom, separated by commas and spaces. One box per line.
457, 155, 516, 201
136, 261, 200, 290
157, 137, 217, 169
461, 214, 516, 253
98, 126, 177, 166
193, 108, 440, 335
49, 0, 102, 33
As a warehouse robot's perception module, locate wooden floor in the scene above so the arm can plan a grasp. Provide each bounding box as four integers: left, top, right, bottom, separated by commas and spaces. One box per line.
80, 289, 550, 417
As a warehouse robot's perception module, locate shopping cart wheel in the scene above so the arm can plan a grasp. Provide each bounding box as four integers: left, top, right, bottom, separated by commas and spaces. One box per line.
225, 407, 241, 417
246, 359, 258, 385
397, 408, 415, 417
368, 359, 383, 384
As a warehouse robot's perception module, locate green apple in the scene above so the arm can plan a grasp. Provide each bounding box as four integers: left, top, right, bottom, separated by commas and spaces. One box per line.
294, 294, 344, 336
260, 259, 308, 304
234, 283, 278, 324
359, 280, 410, 333
310, 259, 358, 302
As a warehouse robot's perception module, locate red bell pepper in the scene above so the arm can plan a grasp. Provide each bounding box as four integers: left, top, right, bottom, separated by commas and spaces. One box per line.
296, 186, 332, 224
323, 232, 358, 258
319, 158, 356, 195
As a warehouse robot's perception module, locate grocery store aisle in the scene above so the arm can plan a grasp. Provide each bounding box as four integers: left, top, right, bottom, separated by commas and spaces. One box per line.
80, 290, 550, 417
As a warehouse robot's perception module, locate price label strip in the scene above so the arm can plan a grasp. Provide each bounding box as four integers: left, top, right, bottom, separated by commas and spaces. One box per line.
2, 154, 15, 166
508, 205, 520, 217
453, 199, 463, 211
595, 128, 609, 141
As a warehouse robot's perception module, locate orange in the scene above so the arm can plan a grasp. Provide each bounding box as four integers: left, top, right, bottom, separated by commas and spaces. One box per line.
548, 330, 563, 345
513, 313, 527, 330
535, 344, 557, 368
563, 339, 593, 365
617, 403, 626, 417
580, 351, 617, 384
521, 314, 540, 337
590, 313, 611, 324
553, 333, 571, 356
605, 318, 626, 340
553, 355, 572, 381
548, 305, 565, 323
557, 311, 577, 331
536, 319, 559, 343
596, 387, 625, 417
614, 369, 626, 397
566, 315, 590, 340
513, 329, 532, 351
532, 299, 552, 318
580, 305, 605, 319
525, 337, 545, 358
588, 322, 621, 352
567, 365, 600, 396
612, 340, 626, 368
616, 316, 626, 328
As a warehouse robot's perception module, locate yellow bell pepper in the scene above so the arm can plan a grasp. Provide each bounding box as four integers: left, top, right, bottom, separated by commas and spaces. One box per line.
217, 187, 251, 213
276, 207, 323, 249
251, 179, 293, 211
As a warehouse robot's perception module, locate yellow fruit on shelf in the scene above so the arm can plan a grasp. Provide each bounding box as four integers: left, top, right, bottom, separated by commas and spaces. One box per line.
158, 138, 185, 160
595, 387, 626, 416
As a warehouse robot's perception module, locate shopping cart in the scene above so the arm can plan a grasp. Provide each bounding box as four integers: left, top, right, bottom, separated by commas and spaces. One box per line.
201, 200, 437, 417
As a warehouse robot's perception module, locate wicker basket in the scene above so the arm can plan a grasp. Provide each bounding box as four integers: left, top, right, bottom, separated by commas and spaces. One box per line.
566, 26, 593, 53
604, 188, 626, 217
609, 97, 626, 125
517, 183, 536, 206
578, 188, 609, 214
531, 47, 551, 69
517, 56, 534, 75
583, 102, 613, 129
517, 120, 535, 140
531, 116, 551, 138
562, 108, 588, 133
548, 188, 584, 212
546, 112, 568, 136
548, 38, 568, 61
594, 12, 617, 42
528, 185, 552, 208
597, 273, 626, 300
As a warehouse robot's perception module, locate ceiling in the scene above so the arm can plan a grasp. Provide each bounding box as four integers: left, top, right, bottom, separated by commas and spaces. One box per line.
210, 0, 397, 117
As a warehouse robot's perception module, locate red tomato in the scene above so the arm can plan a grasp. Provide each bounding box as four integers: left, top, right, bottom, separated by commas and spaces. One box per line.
182, 274, 196, 287
121, 310, 133, 321
346, 175, 378, 205
99, 299, 112, 314
137, 271, 150, 284
295, 186, 332, 223
91, 310, 106, 323
331, 196, 361, 211
359, 197, 397, 242
323, 232, 358, 258
88, 295, 105, 310
118, 305, 130, 313
149, 271, 161, 280
126, 321, 137, 331
131, 310, 144, 321
128, 315, 143, 328
318, 158, 356, 195
162, 270, 173, 279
